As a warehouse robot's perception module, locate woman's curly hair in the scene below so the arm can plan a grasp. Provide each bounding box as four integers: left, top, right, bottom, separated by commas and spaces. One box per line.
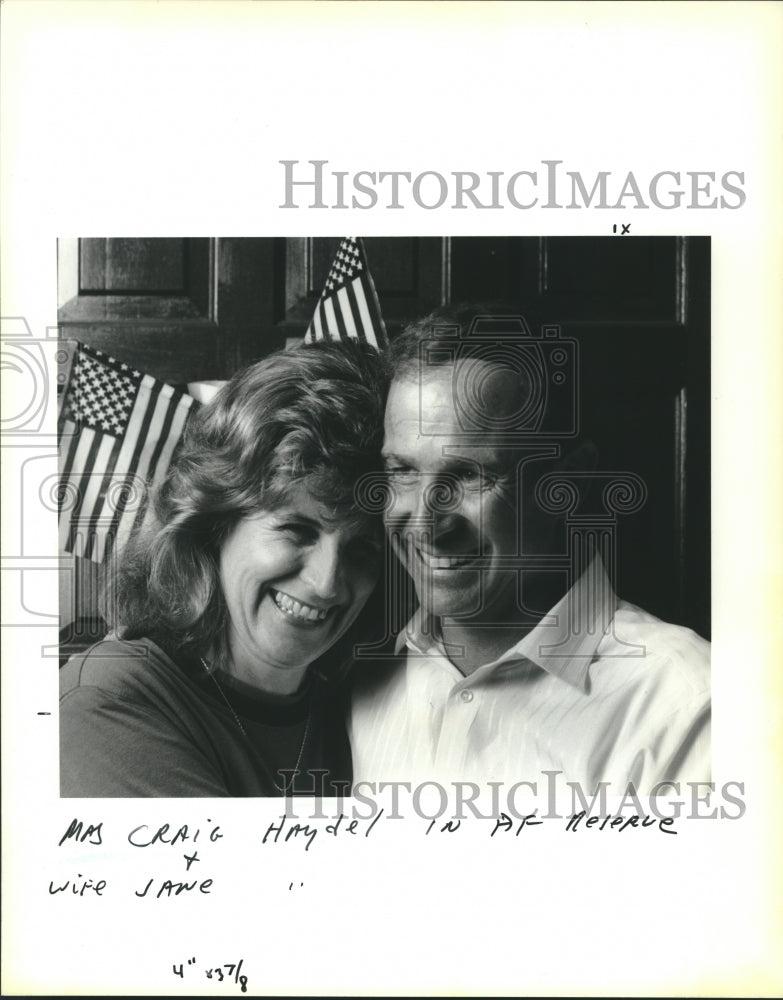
104, 339, 388, 673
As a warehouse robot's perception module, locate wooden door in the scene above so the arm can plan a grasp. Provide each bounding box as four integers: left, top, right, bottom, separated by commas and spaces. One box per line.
57, 237, 282, 382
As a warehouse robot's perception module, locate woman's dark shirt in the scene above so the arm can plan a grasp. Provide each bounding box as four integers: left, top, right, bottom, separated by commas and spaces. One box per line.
59, 637, 351, 797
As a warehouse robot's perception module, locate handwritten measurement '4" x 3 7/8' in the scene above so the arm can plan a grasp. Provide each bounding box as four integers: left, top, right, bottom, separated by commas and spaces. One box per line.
173, 956, 248, 993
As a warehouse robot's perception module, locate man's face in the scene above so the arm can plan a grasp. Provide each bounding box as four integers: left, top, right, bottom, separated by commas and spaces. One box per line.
382, 362, 527, 625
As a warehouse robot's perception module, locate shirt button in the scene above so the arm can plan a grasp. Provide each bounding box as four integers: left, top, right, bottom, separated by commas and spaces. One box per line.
460, 690, 474, 703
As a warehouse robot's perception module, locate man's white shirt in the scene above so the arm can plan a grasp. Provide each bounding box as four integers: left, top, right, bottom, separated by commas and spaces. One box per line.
349, 559, 710, 795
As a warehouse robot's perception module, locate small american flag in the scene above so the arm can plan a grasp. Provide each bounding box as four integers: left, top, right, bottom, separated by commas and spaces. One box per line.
58, 342, 199, 563
304, 237, 388, 348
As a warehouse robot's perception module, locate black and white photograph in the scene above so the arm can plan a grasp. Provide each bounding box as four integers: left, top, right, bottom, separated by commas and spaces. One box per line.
2, 2, 781, 996
57, 235, 711, 800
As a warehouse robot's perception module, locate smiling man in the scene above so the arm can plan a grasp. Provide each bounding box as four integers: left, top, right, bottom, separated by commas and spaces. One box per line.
349, 305, 711, 796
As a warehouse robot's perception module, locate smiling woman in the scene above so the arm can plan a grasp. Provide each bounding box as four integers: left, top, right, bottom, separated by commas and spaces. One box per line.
59, 341, 387, 797
218, 485, 381, 697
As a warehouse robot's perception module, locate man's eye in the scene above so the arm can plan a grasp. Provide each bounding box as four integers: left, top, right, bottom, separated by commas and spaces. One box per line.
454, 467, 494, 488
469, 471, 503, 493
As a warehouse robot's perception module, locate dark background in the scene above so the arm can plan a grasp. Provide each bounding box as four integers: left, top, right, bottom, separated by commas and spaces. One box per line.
58, 236, 710, 644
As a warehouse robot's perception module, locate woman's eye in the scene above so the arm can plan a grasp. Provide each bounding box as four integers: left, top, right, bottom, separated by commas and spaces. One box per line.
280, 523, 317, 543
386, 466, 418, 485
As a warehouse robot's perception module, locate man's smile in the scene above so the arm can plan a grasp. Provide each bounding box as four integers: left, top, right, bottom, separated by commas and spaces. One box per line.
416, 547, 481, 570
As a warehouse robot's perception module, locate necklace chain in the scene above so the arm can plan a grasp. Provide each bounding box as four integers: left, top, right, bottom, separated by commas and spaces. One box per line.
200, 657, 311, 795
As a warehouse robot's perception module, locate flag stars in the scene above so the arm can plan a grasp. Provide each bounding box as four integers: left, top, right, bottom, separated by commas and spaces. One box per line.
69, 351, 139, 432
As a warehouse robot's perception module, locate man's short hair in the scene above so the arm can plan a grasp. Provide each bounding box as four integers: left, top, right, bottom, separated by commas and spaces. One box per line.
388, 303, 574, 438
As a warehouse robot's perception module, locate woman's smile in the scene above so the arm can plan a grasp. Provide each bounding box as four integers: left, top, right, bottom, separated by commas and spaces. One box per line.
220, 482, 380, 693
270, 588, 332, 624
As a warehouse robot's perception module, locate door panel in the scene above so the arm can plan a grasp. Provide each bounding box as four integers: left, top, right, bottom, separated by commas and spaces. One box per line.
540, 236, 683, 322
78, 237, 205, 297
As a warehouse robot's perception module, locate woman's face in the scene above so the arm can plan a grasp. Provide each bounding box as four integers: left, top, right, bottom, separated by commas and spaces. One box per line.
219, 482, 381, 694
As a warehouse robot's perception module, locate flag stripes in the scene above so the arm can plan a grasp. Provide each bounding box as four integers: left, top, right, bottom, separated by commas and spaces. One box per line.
337, 286, 360, 341
58, 343, 198, 564
304, 237, 388, 349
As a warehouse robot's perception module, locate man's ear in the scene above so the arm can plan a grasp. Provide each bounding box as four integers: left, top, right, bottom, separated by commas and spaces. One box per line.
556, 438, 599, 473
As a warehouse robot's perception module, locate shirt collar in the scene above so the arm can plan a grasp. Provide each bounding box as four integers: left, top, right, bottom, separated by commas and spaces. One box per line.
396, 555, 617, 693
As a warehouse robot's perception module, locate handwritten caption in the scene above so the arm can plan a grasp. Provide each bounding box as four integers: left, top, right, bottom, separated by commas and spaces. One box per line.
48, 806, 676, 899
